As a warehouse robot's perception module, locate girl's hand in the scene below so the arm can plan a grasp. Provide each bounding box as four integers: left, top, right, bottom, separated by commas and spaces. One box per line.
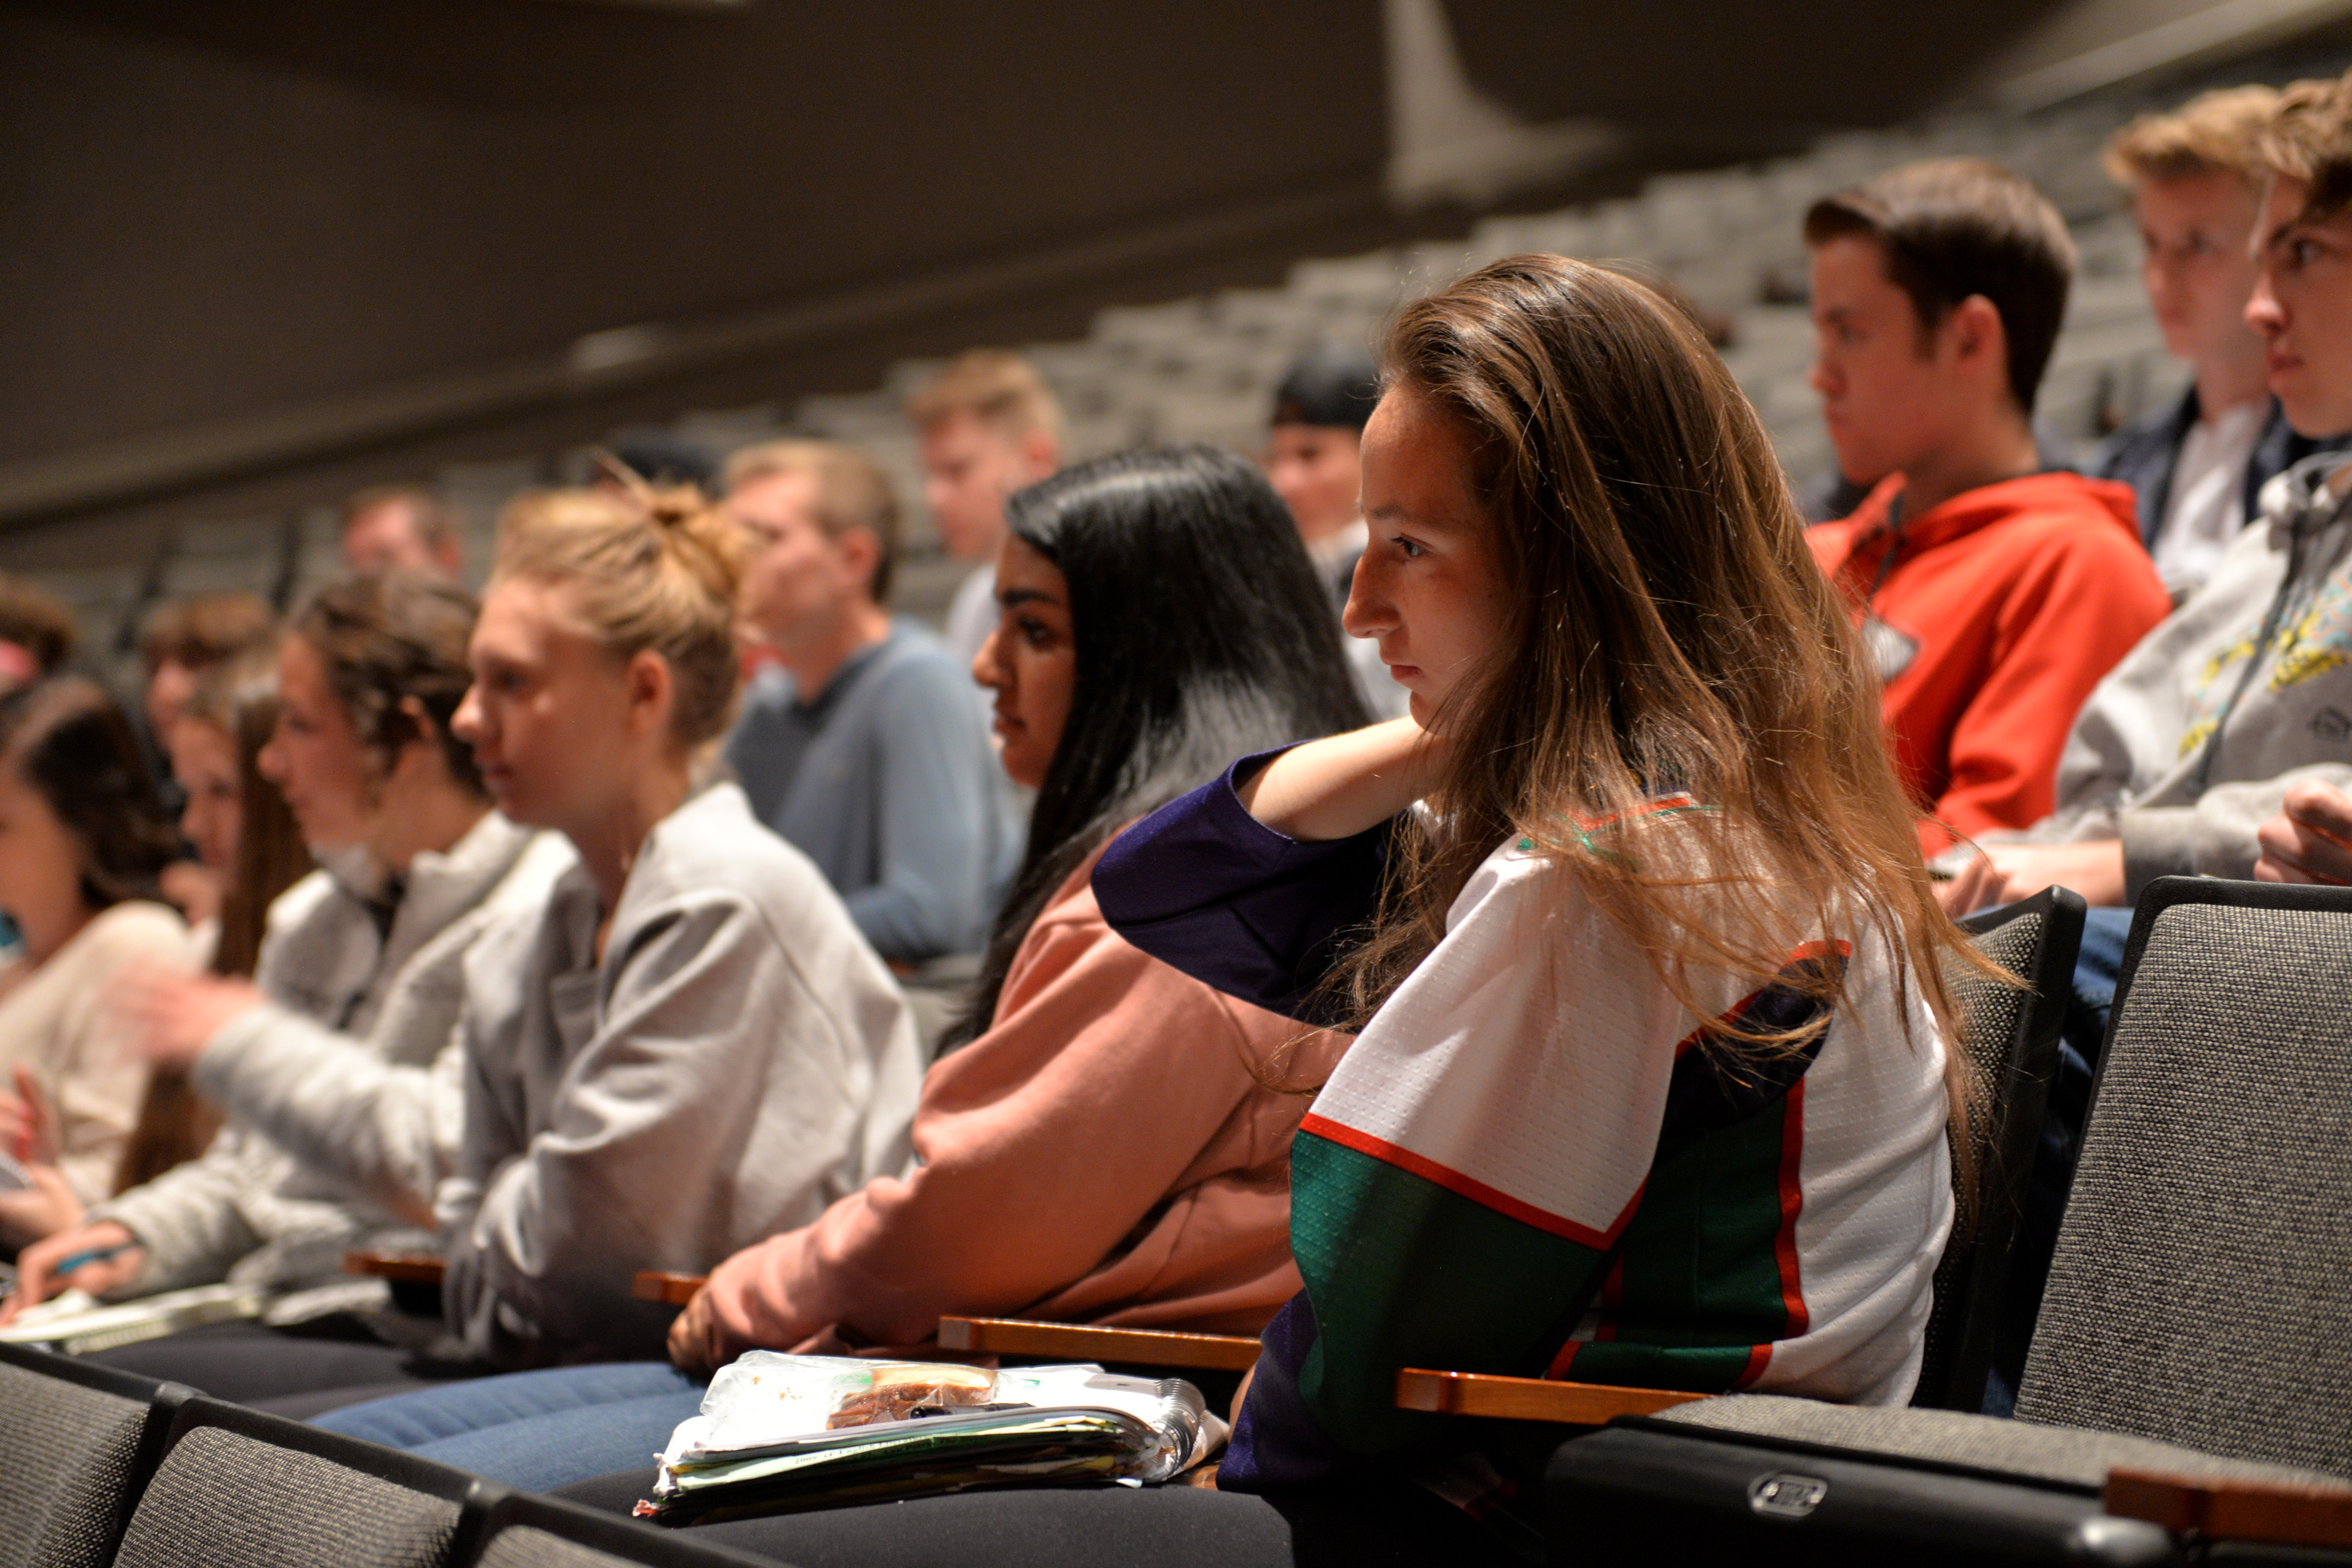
1235, 717, 1451, 843
0, 1064, 59, 1166
667, 1284, 727, 1379
115, 964, 267, 1070
1, 1219, 143, 1319
0, 1161, 85, 1248
1937, 840, 2126, 916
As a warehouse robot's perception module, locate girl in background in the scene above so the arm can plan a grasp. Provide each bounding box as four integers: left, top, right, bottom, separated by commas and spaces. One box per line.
0, 679, 193, 1245
431, 485, 920, 1371
112, 648, 312, 1191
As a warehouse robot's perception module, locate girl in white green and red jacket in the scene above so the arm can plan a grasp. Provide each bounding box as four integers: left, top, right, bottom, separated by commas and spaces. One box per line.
1096, 254, 1994, 1498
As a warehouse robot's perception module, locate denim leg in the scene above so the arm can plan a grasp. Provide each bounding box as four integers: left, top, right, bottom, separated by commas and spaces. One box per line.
1982, 904, 2135, 1415
410, 1389, 708, 1491
313, 1362, 698, 1450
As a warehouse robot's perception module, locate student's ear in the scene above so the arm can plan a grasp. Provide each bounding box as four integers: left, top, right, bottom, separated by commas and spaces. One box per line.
836, 527, 884, 598
390, 695, 444, 779
1947, 294, 2010, 388
624, 648, 676, 739
1019, 430, 1059, 483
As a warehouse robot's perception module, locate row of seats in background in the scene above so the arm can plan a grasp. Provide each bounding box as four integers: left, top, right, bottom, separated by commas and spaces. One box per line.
14, 875, 2352, 1565
18, 28, 2352, 694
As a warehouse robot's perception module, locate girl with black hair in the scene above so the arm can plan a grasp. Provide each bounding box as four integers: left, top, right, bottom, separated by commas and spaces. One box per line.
0, 678, 194, 1244
308, 445, 1370, 1490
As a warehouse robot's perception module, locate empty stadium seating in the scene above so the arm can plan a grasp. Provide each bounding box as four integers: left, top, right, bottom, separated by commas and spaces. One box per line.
13, 36, 2351, 696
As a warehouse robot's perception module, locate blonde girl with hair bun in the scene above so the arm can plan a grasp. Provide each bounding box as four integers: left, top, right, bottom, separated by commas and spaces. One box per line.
436, 484, 921, 1369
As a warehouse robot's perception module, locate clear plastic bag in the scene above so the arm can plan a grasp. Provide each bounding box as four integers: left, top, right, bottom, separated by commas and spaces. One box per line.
643, 1354, 1226, 1521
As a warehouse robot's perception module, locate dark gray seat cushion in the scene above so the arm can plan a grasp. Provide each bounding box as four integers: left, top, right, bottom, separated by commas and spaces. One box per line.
477, 1528, 637, 1568
113, 1426, 460, 1568
0, 1358, 149, 1568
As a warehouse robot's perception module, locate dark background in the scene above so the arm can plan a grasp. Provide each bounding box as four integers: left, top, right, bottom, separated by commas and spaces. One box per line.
0, 0, 2261, 532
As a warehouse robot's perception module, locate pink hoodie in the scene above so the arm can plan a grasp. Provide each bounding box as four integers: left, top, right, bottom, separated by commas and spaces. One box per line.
702, 843, 1340, 1357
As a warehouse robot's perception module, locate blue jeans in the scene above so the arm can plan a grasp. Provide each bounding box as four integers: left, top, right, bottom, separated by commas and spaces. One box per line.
313, 1363, 705, 1491
1983, 903, 2133, 1415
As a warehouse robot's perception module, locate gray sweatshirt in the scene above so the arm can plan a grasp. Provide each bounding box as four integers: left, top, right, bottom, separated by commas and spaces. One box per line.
95, 813, 574, 1323
1985, 452, 2352, 898
439, 782, 924, 1368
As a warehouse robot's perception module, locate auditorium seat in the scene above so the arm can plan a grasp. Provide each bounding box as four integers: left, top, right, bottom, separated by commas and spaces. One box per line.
1545, 876, 2352, 1563
1917, 887, 2085, 1413
111, 1396, 503, 1568
464, 1492, 772, 1568
0, 1342, 193, 1568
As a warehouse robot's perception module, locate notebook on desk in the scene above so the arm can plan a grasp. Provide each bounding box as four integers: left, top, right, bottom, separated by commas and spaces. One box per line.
0, 1282, 266, 1355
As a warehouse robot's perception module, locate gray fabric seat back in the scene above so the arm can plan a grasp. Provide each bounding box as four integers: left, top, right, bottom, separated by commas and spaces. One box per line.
2015, 880, 2352, 1477
0, 1357, 150, 1568
465, 1494, 774, 1568
114, 1424, 462, 1568
1914, 888, 2078, 1412
476, 1529, 631, 1568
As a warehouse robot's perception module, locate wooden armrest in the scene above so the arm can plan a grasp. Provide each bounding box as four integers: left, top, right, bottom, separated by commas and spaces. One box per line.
632, 1271, 707, 1306
344, 1251, 446, 1285
2105, 1467, 2352, 1549
935, 1316, 1261, 1371
1394, 1368, 1706, 1424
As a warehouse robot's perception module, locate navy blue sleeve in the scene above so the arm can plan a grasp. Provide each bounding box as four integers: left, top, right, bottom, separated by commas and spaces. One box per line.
1090, 747, 1393, 1027
1215, 1292, 1351, 1492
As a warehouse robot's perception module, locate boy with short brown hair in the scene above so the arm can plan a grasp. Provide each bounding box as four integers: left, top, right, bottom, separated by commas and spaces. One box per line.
1804, 159, 2171, 858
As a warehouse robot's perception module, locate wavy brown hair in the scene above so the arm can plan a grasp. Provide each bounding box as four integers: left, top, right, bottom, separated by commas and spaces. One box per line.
1333, 254, 1995, 1140
186, 649, 311, 981
117, 650, 314, 1193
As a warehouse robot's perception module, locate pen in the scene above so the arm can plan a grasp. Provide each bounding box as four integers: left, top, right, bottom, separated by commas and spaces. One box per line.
49, 1241, 133, 1278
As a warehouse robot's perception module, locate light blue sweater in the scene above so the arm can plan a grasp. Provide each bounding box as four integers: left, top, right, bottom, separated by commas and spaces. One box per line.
724, 619, 1012, 963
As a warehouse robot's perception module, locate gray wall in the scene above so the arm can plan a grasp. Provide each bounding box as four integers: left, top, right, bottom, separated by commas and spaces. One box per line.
0, 0, 2100, 538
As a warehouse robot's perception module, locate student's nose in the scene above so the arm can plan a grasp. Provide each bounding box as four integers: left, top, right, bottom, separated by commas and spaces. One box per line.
971, 626, 1005, 691
2247, 267, 2286, 337
451, 683, 483, 743
1341, 557, 1394, 641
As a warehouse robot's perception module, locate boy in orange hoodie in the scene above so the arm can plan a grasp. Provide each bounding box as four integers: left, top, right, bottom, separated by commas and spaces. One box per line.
1805, 160, 2172, 855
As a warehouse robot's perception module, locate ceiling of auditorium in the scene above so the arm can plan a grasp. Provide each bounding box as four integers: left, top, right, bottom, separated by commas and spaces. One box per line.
0, 0, 2342, 531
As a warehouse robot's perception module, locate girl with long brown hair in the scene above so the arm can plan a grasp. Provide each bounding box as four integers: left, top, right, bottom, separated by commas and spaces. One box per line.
111, 647, 313, 1192
1093, 255, 1988, 1500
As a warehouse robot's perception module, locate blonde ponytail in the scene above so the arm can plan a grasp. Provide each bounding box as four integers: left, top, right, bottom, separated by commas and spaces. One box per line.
492, 485, 744, 748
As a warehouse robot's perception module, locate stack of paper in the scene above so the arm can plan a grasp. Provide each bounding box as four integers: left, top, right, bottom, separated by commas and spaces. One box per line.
639, 1355, 1224, 1523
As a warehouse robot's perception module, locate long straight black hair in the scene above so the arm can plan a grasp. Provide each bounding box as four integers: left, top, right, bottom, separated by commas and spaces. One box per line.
947, 445, 1374, 1047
